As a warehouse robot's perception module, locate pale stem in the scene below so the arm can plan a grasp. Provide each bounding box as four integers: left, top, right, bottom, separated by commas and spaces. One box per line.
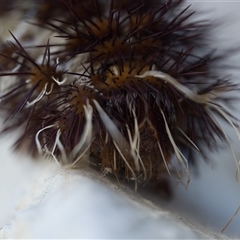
52, 76, 67, 85
27, 82, 48, 106
177, 127, 200, 151
71, 100, 93, 164
35, 124, 56, 155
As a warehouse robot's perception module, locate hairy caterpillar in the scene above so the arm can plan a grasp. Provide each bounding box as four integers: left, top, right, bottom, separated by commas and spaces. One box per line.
0, 0, 239, 193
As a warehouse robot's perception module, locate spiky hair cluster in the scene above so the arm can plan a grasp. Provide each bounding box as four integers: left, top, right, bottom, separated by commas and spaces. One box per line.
0, 0, 239, 188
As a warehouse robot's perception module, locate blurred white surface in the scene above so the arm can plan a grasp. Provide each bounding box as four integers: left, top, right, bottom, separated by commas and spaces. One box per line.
0, 130, 204, 239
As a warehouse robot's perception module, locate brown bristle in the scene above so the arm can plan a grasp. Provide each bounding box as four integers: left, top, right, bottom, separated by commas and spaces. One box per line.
29, 65, 62, 92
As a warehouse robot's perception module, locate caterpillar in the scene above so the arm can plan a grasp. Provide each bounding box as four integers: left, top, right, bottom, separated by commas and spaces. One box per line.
0, 0, 239, 192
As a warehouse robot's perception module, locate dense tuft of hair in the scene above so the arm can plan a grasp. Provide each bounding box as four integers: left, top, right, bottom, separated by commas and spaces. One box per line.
0, 0, 239, 190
